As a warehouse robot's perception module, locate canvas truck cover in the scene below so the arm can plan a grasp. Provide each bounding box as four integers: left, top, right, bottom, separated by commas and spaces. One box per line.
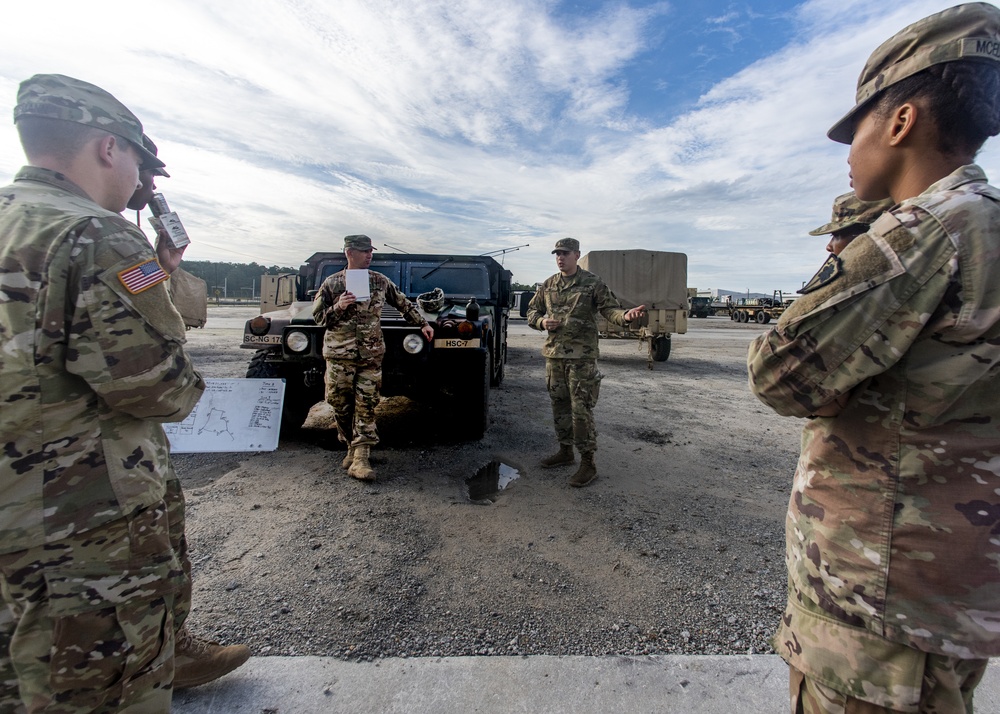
578, 250, 688, 310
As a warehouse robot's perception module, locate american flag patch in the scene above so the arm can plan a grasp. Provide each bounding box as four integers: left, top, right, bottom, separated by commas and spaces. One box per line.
118, 259, 168, 294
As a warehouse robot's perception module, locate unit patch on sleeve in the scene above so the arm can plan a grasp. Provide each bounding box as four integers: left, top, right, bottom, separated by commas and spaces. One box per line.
118, 259, 168, 294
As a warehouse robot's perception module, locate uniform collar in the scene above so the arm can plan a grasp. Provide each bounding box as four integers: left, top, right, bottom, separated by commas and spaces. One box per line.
919, 164, 988, 196
14, 165, 93, 202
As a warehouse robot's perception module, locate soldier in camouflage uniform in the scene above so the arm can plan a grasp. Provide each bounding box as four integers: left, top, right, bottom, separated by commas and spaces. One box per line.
313, 235, 433, 481
808, 192, 894, 257
122, 138, 250, 691
526, 238, 646, 487
748, 5, 1000, 712
0, 75, 205, 712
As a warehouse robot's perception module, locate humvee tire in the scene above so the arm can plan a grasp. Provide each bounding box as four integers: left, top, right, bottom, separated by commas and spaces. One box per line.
246, 349, 317, 434
459, 350, 489, 439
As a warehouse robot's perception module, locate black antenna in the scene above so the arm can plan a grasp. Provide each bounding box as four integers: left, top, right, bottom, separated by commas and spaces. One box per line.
383, 243, 410, 253
479, 243, 529, 257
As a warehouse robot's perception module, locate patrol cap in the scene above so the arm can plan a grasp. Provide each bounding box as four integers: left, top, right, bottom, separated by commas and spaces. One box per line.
141, 135, 170, 178
344, 234, 375, 250
14, 74, 165, 171
828, 2, 1000, 144
552, 237, 580, 253
808, 192, 894, 235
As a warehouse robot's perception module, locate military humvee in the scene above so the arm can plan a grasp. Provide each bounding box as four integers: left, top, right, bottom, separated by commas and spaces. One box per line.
242, 252, 513, 439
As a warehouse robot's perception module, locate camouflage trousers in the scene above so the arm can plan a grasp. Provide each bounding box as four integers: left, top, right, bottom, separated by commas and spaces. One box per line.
0, 499, 185, 714
789, 660, 987, 714
545, 358, 602, 454
325, 358, 382, 447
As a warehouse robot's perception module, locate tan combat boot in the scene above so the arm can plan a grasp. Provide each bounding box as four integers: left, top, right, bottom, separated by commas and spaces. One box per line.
347, 444, 375, 481
539, 444, 575, 469
341, 444, 356, 469
569, 452, 597, 487
173, 626, 251, 690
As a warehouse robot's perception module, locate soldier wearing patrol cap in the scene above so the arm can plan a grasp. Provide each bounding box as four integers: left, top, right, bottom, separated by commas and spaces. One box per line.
748, 4, 1000, 713
809, 191, 894, 257
313, 235, 433, 481
120, 136, 250, 690
0, 75, 205, 711
526, 238, 646, 487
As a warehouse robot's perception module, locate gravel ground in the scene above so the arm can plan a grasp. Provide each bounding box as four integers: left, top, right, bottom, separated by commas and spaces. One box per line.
172, 308, 801, 662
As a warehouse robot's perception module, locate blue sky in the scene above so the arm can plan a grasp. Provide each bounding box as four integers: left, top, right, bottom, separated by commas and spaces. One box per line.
1, 0, 997, 292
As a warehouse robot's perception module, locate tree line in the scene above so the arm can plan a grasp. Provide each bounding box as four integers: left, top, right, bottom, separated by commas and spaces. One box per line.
180, 261, 297, 299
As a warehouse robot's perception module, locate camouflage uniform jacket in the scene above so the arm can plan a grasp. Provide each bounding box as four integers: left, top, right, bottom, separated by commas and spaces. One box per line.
0, 167, 205, 554
748, 165, 1000, 705
313, 269, 426, 362
526, 268, 628, 359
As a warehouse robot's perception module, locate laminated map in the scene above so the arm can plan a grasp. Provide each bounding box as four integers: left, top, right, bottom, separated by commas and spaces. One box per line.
165, 378, 285, 453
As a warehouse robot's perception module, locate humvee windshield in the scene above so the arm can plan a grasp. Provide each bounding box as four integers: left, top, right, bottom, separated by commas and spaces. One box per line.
407, 263, 490, 300
316, 259, 491, 300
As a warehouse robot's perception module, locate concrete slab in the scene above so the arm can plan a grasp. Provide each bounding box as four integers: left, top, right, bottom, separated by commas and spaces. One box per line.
172, 655, 1000, 713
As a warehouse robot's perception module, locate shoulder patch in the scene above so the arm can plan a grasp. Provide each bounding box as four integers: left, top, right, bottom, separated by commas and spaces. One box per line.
798, 254, 843, 295
118, 259, 168, 294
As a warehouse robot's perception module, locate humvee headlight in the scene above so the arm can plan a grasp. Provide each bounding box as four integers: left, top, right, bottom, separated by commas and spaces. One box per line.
249, 316, 271, 336
457, 321, 474, 336
402, 333, 424, 354
286, 330, 310, 353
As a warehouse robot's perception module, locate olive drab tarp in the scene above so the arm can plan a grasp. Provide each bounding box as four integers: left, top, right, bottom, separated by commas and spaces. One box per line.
578, 250, 688, 310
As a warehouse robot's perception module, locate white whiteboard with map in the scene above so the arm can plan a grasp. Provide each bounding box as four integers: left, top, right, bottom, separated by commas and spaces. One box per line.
165, 379, 286, 453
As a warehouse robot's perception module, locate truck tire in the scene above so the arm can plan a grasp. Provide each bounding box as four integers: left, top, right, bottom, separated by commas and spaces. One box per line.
460, 351, 490, 439
651, 335, 672, 362
246, 350, 316, 434
488, 333, 505, 387
756, 311, 769, 324
730, 311, 738, 321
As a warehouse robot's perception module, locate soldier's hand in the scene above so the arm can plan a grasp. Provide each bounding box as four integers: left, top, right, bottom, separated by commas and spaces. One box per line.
337, 291, 357, 310
542, 318, 561, 331
155, 230, 186, 275
625, 305, 647, 322
811, 392, 850, 417
421, 323, 434, 341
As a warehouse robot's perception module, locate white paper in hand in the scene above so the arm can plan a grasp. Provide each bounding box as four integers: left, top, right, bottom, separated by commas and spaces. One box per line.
346, 269, 371, 301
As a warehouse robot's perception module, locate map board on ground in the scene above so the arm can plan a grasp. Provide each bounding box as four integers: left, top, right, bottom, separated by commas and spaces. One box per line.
165, 378, 285, 453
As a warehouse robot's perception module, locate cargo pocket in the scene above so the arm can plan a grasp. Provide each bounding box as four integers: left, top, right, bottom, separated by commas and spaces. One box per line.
44, 565, 178, 702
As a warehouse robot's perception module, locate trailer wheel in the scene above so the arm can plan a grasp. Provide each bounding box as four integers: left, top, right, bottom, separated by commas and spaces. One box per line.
756, 311, 769, 324
730, 311, 738, 321
651, 335, 672, 362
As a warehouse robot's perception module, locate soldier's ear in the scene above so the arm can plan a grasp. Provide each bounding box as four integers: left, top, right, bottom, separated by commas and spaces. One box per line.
887, 102, 918, 147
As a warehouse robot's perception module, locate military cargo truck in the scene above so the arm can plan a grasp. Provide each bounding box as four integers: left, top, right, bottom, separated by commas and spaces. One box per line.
578, 249, 688, 363
242, 252, 513, 438
728, 290, 790, 324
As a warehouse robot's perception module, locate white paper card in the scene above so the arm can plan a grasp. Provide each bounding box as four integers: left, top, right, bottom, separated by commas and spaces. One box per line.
346, 269, 371, 301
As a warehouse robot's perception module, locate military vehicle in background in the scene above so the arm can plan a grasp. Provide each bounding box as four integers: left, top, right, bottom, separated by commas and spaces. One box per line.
580, 250, 688, 363
728, 290, 792, 324
242, 252, 513, 439
688, 295, 713, 318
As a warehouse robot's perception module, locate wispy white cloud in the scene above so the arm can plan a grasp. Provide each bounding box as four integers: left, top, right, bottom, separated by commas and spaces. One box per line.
1, 0, 997, 293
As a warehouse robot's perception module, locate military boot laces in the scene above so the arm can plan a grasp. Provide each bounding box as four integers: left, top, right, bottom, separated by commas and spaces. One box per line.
173, 626, 251, 690
569, 453, 597, 488
341, 445, 356, 470
347, 444, 376, 481
540, 444, 575, 469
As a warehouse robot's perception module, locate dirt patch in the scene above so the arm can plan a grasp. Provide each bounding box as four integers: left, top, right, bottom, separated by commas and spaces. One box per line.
174, 310, 800, 659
